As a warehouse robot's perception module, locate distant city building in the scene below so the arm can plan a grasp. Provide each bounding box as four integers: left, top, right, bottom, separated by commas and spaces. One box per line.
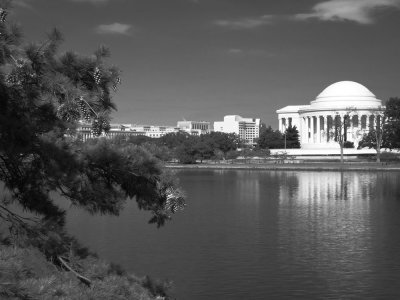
214, 115, 260, 145
276, 81, 384, 149
77, 123, 180, 141
107, 124, 146, 139
129, 124, 180, 138
177, 121, 211, 136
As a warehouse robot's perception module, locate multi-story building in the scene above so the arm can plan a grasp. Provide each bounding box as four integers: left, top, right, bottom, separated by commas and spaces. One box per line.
77, 123, 180, 141
130, 125, 180, 138
213, 115, 260, 145
177, 121, 211, 136
107, 124, 145, 139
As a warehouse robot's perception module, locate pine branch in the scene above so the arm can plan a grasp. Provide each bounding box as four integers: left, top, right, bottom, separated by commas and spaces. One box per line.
58, 256, 92, 287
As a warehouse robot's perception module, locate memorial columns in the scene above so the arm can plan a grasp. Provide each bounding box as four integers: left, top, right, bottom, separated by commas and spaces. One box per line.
339, 113, 345, 137
310, 116, 315, 143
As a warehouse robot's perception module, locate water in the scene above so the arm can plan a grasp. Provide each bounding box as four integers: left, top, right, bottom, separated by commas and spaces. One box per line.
66, 170, 400, 299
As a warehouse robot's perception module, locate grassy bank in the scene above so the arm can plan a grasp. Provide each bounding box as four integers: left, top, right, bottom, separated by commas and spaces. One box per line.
165, 161, 400, 171
0, 244, 168, 300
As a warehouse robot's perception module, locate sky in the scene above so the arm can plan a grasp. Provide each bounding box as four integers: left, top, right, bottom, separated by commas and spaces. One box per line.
8, 0, 400, 127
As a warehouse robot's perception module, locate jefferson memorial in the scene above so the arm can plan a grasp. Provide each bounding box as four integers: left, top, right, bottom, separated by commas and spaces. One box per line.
276, 81, 383, 149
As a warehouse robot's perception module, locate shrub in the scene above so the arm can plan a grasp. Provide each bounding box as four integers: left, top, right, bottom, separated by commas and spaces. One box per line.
344, 141, 354, 148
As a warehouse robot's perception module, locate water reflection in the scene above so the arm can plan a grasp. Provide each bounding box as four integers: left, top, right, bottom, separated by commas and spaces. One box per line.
63, 170, 400, 299
235, 171, 260, 204
279, 171, 375, 203
277, 171, 376, 298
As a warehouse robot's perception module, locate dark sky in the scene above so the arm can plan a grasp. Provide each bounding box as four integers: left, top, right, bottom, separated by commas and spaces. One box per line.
10, 0, 400, 127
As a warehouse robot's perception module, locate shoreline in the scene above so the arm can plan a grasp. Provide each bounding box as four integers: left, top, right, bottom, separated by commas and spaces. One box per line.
165, 162, 400, 172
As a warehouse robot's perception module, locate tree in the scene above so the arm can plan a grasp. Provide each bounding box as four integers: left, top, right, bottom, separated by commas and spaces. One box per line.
326, 109, 357, 163
0, 1, 184, 254
225, 149, 240, 160
202, 132, 238, 159
126, 135, 154, 146
332, 113, 349, 163
194, 140, 213, 163
285, 125, 300, 149
252, 148, 271, 158
140, 141, 173, 162
257, 126, 284, 149
158, 132, 191, 149
384, 97, 400, 149
176, 140, 197, 164
358, 108, 386, 162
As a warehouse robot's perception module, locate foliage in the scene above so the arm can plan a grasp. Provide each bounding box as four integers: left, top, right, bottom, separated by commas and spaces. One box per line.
358, 107, 386, 162
176, 140, 197, 164
158, 132, 192, 149
359, 99, 400, 162
142, 275, 172, 299
272, 151, 288, 160
153, 131, 239, 163
285, 125, 301, 149
225, 150, 240, 160
257, 126, 284, 149
343, 141, 354, 148
384, 97, 400, 149
141, 142, 173, 162
193, 141, 214, 162
0, 2, 185, 254
125, 135, 155, 146
0, 243, 169, 299
359, 129, 387, 149
201, 132, 238, 156
327, 109, 356, 163
251, 148, 271, 157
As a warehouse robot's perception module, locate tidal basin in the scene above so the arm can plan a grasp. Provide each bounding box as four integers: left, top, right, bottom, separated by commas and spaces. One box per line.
66, 170, 400, 299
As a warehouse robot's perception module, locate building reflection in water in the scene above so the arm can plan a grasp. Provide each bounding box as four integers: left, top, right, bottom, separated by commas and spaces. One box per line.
277, 171, 378, 296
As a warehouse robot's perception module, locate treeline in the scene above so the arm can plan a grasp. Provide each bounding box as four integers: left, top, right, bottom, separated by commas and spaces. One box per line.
257, 124, 300, 149
0, 3, 183, 298
107, 124, 301, 164
109, 132, 240, 164
359, 97, 400, 149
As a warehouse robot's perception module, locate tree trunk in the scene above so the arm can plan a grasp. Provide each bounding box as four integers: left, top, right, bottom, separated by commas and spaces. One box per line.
340, 143, 344, 163
376, 146, 381, 163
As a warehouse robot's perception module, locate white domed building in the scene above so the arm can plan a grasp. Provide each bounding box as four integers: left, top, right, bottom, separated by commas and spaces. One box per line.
276, 81, 384, 149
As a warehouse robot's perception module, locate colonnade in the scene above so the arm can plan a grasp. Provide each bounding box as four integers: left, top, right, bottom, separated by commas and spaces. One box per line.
279, 112, 380, 146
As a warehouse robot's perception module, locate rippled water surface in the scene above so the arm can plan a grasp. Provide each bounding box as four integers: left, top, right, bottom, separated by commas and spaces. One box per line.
67, 170, 400, 299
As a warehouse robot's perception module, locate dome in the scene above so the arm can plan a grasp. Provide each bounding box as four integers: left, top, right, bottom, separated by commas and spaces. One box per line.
317, 81, 375, 99
309, 81, 382, 109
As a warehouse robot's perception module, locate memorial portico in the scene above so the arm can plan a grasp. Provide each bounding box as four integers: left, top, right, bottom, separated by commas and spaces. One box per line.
276, 81, 384, 149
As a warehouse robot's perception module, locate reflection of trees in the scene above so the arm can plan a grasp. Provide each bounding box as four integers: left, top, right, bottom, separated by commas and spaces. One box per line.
373, 173, 400, 202
278, 172, 300, 202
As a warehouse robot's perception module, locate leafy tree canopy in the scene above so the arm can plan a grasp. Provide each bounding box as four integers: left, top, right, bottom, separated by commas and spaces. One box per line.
0, 3, 184, 233
285, 125, 300, 149
200, 132, 238, 156
384, 97, 400, 149
257, 126, 284, 149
